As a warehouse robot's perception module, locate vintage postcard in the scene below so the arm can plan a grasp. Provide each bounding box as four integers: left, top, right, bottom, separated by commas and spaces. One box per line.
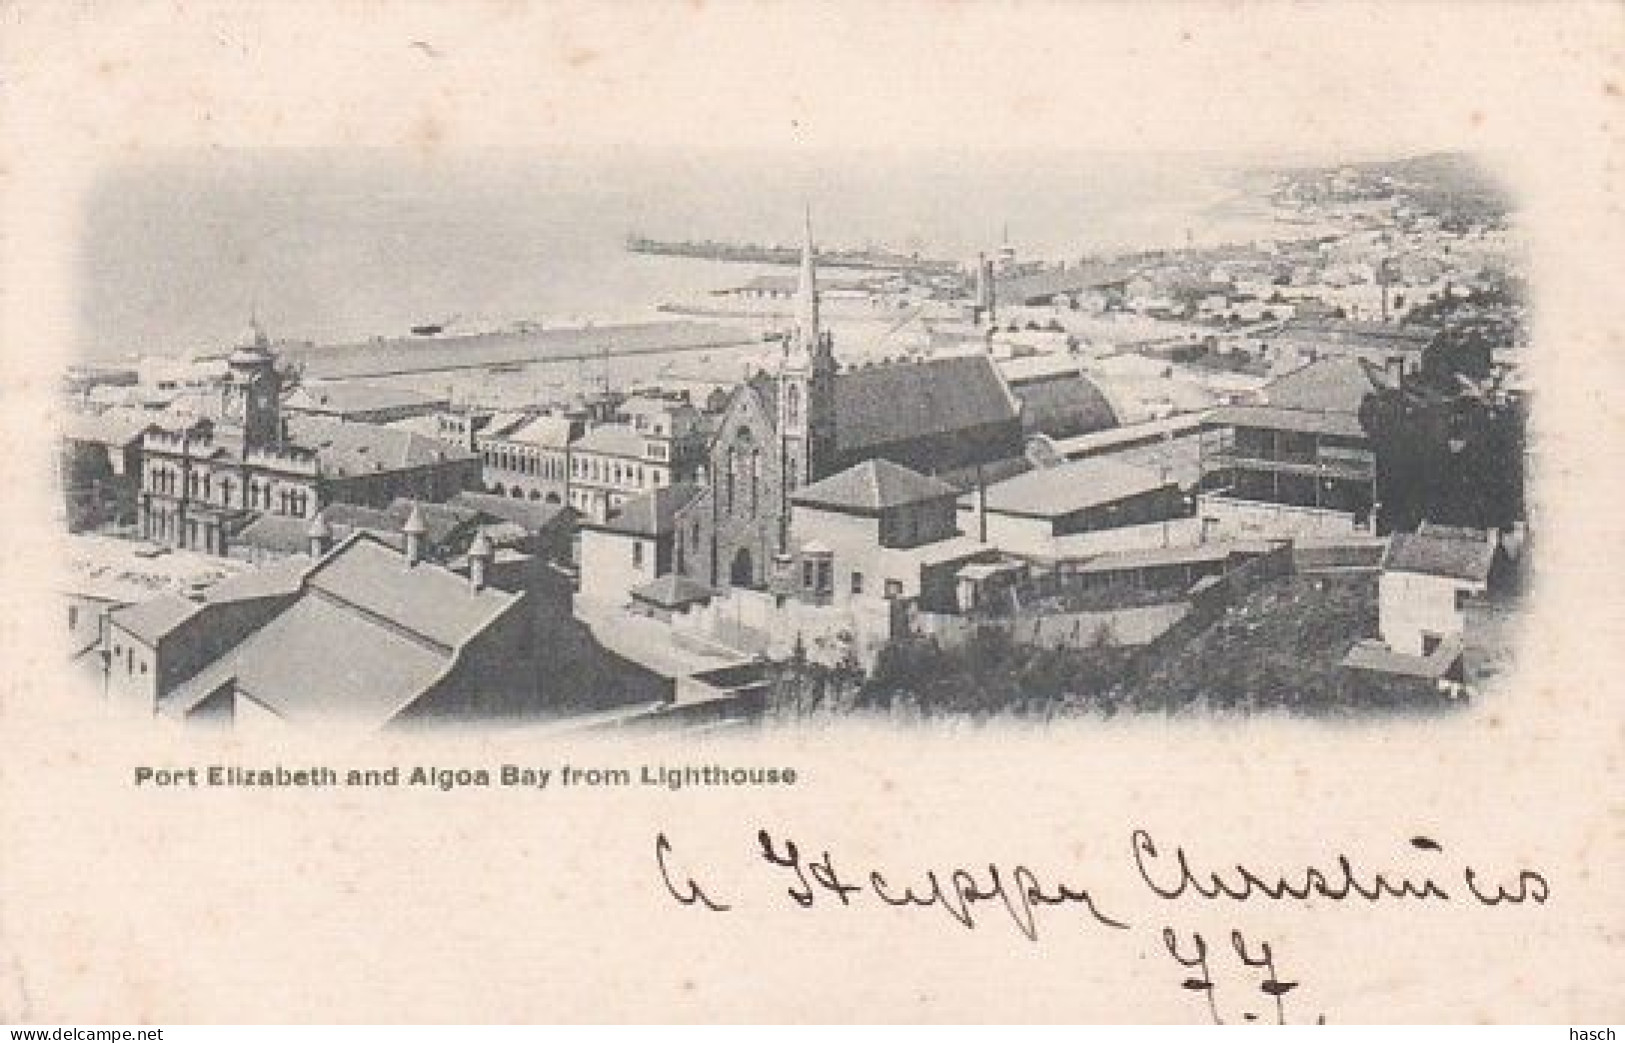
0, 0, 1620, 1026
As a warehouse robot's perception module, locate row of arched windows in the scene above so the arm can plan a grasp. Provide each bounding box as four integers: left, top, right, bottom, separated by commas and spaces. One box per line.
483, 444, 567, 482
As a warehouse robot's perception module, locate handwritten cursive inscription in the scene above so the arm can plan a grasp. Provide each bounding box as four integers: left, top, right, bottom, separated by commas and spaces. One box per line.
652, 826, 1553, 1022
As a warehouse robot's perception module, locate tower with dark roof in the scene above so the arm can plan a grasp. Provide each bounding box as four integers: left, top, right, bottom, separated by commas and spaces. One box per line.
221, 316, 283, 450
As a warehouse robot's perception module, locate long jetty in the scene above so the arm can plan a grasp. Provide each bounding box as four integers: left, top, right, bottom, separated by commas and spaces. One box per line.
272, 320, 759, 380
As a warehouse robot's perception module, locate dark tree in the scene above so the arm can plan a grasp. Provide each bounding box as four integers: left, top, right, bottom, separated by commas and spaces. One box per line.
1358, 330, 1525, 533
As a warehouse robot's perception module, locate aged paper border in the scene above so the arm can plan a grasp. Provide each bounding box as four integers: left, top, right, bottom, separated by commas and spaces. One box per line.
1, 0, 1621, 1023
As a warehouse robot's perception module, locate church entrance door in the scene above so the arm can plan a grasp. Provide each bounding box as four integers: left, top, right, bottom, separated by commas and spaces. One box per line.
730, 548, 754, 588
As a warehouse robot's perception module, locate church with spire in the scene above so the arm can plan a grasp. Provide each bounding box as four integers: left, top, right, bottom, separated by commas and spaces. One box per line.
671, 210, 1025, 592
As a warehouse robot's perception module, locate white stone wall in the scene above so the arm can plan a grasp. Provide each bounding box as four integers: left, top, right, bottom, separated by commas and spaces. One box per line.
577, 528, 654, 608
1379, 570, 1477, 656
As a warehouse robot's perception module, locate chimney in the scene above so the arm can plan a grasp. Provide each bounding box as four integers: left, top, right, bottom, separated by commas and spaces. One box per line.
976, 462, 988, 544
402, 502, 427, 567
306, 513, 333, 558
467, 528, 493, 593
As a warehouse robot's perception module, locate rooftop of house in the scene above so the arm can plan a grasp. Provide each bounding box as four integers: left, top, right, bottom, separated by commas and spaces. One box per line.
570, 422, 649, 460
1205, 403, 1369, 440
1383, 531, 1496, 584
60, 408, 153, 448
630, 573, 718, 609
590, 482, 704, 538
1342, 635, 1464, 679
284, 415, 476, 476
494, 414, 578, 448
449, 491, 575, 533
1262, 356, 1394, 414
108, 593, 204, 645
792, 458, 961, 514
971, 456, 1172, 519
198, 555, 310, 603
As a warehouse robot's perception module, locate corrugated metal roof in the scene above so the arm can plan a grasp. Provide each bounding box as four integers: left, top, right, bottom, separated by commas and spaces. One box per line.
977, 456, 1170, 518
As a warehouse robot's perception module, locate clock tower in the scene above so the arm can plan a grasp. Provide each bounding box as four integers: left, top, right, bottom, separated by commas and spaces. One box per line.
221, 317, 283, 450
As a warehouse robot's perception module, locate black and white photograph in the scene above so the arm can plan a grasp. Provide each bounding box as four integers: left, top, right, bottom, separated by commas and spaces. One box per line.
2, 0, 1619, 1028
59, 148, 1530, 731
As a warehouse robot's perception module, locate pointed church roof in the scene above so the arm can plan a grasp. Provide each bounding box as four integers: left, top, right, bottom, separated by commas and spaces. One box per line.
795, 204, 820, 350
833, 355, 1019, 455
792, 458, 960, 514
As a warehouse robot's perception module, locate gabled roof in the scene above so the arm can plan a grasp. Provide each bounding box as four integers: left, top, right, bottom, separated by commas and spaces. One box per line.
1382, 531, 1495, 584
792, 459, 959, 513
834, 355, 1018, 454
163, 592, 455, 729
305, 533, 521, 650
160, 532, 527, 729
109, 594, 203, 645
592, 483, 704, 537
1263, 357, 1391, 414
974, 456, 1171, 519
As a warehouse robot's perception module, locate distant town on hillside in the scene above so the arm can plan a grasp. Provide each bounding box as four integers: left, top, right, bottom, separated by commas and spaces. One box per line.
59, 150, 1529, 733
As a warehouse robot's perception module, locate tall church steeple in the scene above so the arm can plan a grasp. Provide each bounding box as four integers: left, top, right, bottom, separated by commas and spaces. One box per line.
794, 203, 820, 354
778, 206, 839, 508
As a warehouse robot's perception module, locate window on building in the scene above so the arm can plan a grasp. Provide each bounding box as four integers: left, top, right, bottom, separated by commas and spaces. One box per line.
850, 571, 864, 595
68, 605, 78, 629
787, 384, 801, 425
884, 579, 904, 599
632, 540, 645, 569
